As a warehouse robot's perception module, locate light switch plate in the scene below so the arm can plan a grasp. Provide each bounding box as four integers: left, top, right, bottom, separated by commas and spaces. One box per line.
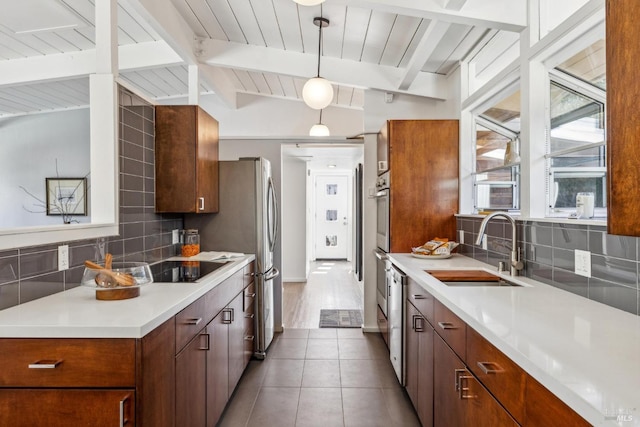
172, 229, 180, 245
58, 245, 69, 271
575, 249, 591, 277
459, 229, 465, 245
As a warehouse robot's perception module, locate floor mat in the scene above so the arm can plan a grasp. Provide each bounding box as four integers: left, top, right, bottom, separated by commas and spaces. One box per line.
319, 309, 363, 328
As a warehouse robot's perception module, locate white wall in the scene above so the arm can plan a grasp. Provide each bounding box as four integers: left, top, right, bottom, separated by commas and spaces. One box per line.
281, 157, 308, 282
0, 108, 91, 228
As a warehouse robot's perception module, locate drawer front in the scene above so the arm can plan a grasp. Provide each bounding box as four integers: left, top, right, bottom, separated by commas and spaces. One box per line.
175, 295, 209, 352
244, 262, 255, 287
407, 277, 434, 322
525, 376, 590, 427
0, 339, 135, 388
244, 282, 256, 312
0, 389, 135, 427
433, 299, 466, 358
244, 303, 255, 334
205, 268, 244, 320
466, 327, 526, 424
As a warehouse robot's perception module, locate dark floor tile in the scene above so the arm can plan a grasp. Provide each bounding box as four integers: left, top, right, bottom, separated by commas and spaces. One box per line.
342, 388, 394, 427
269, 338, 307, 359
262, 359, 304, 387
246, 387, 300, 427
306, 338, 339, 359
296, 388, 344, 427
302, 360, 341, 388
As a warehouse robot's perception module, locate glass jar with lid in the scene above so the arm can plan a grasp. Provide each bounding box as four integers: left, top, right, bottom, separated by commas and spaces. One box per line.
181, 229, 200, 257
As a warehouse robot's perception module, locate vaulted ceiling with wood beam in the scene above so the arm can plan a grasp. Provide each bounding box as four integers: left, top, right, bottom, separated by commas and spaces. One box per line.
0, 0, 526, 117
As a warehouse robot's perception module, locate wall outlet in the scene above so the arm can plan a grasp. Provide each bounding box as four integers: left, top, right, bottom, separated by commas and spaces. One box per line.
172, 229, 180, 245
481, 234, 488, 250
58, 245, 69, 271
575, 249, 591, 277
459, 229, 465, 245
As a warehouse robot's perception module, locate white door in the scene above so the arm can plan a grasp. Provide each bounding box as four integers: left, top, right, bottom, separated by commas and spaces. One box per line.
315, 174, 349, 259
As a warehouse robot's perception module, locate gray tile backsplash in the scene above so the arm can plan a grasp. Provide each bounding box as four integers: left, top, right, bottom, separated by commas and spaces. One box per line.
457, 217, 640, 316
0, 88, 182, 310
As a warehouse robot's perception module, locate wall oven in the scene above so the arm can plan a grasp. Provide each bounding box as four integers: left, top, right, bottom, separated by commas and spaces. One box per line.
375, 172, 390, 252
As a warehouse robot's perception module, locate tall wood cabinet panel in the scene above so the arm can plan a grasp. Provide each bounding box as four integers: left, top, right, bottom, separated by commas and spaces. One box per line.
606, 0, 640, 236
155, 105, 219, 213
383, 120, 459, 252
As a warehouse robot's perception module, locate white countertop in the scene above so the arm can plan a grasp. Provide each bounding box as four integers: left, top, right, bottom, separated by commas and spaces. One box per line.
389, 253, 640, 427
0, 256, 254, 339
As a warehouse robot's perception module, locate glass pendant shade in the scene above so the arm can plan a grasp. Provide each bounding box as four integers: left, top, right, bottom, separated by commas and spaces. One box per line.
309, 123, 330, 136
293, 0, 326, 5
302, 77, 333, 110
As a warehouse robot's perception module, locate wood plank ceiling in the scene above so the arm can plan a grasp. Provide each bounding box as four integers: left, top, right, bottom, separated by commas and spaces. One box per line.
0, 0, 527, 117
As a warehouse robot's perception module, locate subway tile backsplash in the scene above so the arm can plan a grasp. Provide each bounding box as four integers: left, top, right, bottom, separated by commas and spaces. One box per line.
0, 88, 182, 310
457, 217, 640, 316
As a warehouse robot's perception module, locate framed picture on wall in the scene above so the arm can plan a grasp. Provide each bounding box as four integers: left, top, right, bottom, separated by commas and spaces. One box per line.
45, 177, 88, 216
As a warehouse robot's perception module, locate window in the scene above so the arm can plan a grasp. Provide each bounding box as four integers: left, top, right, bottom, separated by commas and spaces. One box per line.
473, 90, 521, 212
555, 39, 606, 90
546, 78, 606, 217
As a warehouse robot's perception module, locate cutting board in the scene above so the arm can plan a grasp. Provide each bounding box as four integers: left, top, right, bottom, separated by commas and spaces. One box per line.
426, 270, 500, 282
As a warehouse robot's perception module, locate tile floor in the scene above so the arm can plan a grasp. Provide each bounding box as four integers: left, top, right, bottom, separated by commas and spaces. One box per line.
218, 328, 421, 427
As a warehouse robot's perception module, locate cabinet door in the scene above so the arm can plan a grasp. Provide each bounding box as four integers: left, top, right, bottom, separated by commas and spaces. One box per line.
463, 372, 518, 427
176, 330, 208, 427
228, 293, 245, 394
434, 334, 466, 427
195, 106, 219, 213
417, 314, 434, 427
405, 301, 420, 409
207, 311, 229, 427
0, 389, 134, 426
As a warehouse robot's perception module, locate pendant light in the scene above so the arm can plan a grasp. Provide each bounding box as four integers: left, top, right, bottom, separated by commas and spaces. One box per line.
302, 15, 333, 110
309, 109, 330, 136
293, 0, 325, 5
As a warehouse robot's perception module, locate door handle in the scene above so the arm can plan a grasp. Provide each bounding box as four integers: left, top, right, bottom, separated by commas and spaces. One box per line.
198, 197, 205, 211
264, 267, 280, 281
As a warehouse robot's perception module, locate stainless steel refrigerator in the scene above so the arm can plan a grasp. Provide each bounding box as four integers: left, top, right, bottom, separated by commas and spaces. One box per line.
185, 157, 279, 358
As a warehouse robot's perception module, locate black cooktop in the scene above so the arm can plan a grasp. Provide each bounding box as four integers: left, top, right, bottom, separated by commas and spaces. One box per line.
150, 260, 228, 283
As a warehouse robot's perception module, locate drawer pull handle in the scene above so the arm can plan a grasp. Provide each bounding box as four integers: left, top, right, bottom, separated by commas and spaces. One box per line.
437, 321, 457, 330
222, 308, 233, 324
245, 313, 255, 319
245, 292, 256, 298
458, 374, 477, 399
199, 197, 205, 211
120, 393, 132, 426
199, 333, 210, 351
28, 359, 63, 369
477, 361, 504, 375
413, 294, 428, 300
412, 315, 424, 332
454, 368, 466, 391
186, 317, 202, 326
244, 335, 255, 341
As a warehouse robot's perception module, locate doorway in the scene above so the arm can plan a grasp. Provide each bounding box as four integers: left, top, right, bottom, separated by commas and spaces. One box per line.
313, 173, 351, 260
280, 143, 364, 329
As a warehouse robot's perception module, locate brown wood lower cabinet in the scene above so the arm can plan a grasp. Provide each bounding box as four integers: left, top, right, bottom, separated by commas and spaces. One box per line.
0, 389, 135, 426
405, 300, 434, 427
0, 261, 255, 426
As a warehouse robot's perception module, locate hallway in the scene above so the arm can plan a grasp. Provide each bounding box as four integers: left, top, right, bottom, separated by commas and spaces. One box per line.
216, 261, 420, 426
282, 261, 363, 329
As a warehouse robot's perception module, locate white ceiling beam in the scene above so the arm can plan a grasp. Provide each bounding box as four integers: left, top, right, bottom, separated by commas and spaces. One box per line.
199, 39, 449, 100
0, 41, 182, 86
443, 0, 468, 11
334, 0, 526, 32
121, 0, 237, 108
398, 20, 451, 91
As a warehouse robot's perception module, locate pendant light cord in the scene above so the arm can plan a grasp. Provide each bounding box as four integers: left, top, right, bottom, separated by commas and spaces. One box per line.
319, 109, 323, 124
317, 5, 323, 78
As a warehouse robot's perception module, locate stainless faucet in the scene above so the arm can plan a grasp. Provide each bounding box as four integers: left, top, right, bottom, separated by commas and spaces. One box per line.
475, 212, 524, 276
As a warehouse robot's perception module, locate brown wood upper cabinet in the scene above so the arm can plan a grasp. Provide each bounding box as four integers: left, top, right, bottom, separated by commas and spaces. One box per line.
155, 105, 219, 213
606, 0, 640, 236
382, 120, 459, 252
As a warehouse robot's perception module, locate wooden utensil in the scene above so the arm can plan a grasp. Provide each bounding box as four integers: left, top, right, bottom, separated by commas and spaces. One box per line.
105, 253, 112, 270
84, 260, 137, 287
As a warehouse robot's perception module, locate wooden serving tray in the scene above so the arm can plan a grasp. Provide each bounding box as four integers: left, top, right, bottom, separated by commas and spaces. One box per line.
96, 287, 140, 300
426, 270, 500, 282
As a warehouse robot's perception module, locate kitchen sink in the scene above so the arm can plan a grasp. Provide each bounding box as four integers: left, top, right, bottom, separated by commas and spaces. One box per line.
425, 269, 522, 287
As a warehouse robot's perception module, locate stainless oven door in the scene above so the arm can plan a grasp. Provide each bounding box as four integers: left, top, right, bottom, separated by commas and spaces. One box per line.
374, 249, 389, 316
376, 188, 390, 252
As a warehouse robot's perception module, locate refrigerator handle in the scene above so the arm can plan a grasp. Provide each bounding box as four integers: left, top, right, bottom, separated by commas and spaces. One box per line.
264, 267, 280, 281
267, 176, 278, 253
